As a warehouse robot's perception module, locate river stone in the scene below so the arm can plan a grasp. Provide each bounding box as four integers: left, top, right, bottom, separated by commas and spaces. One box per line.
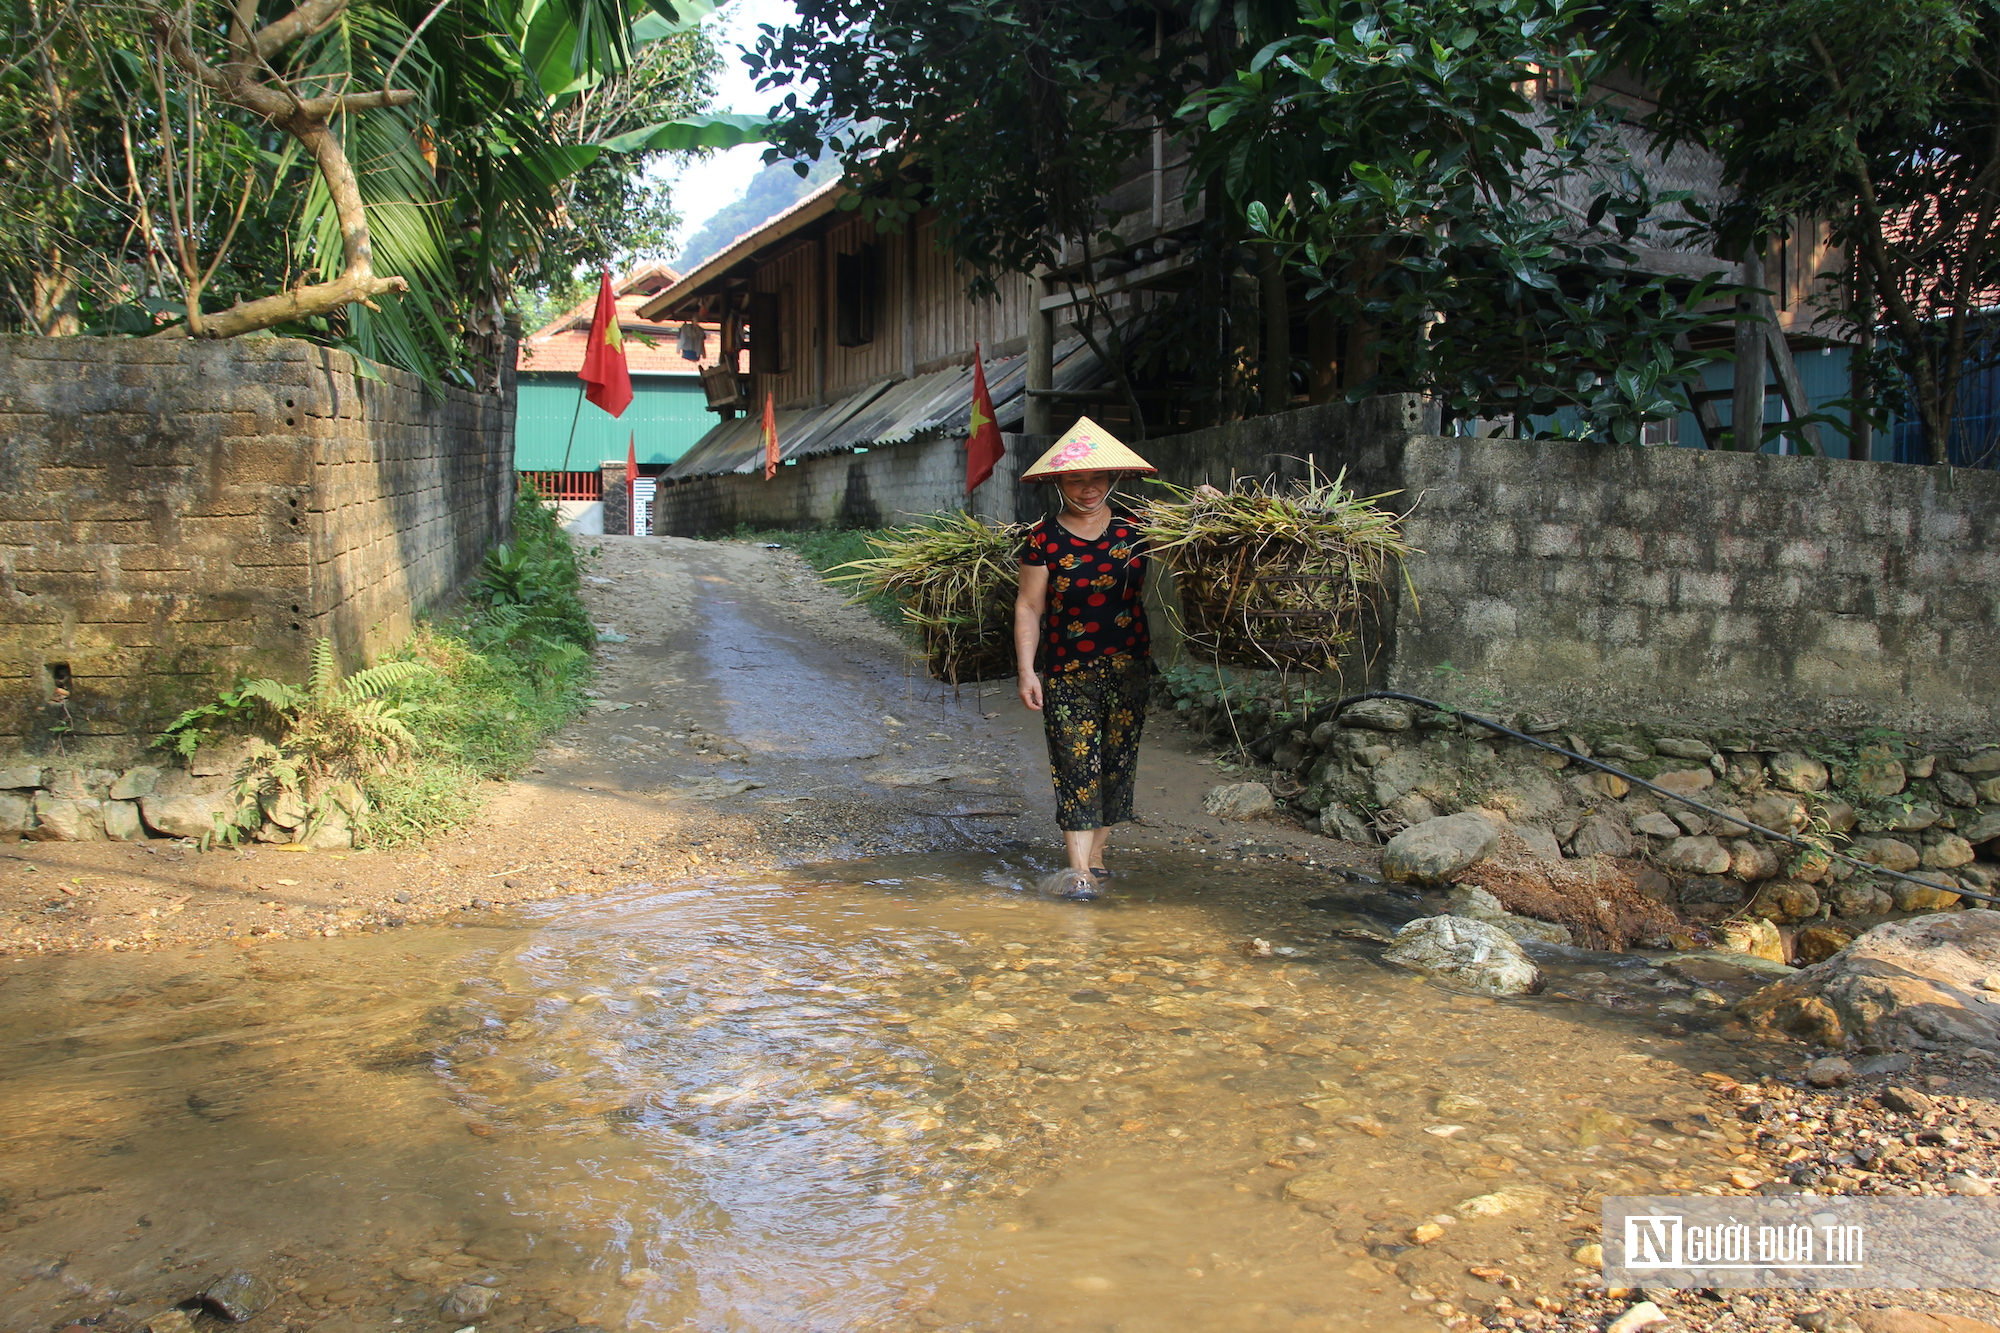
1747, 880, 1819, 925
140, 792, 237, 839
102, 798, 144, 841
1383, 916, 1543, 997
262, 789, 308, 829
0, 791, 33, 835
0, 765, 40, 789
1964, 809, 2000, 846
1574, 770, 1631, 800
1319, 803, 1378, 844
145, 1312, 197, 1333
1204, 782, 1276, 820
1925, 835, 1976, 870
1654, 738, 1713, 760
203, 1270, 277, 1321
1384, 791, 1439, 827
1716, 916, 1786, 964
1850, 744, 1908, 799
1283, 1171, 1348, 1203
1745, 791, 1809, 833
1653, 767, 1716, 799
1456, 1183, 1550, 1217
1737, 910, 2000, 1050
29, 795, 103, 841
441, 1285, 497, 1318
109, 766, 162, 800
1370, 750, 1428, 805
1939, 769, 1980, 808
1834, 882, 1895, 918
1823, 799, 1860, 834
301, 808, 354, 850
1728, 838, 1783, 882
1633, 811, 1680, 838
1867, 803, 1942, 834
1569, 813, 1634, 859
1770, 752, 1830, 793
1339, 699, 1412, 732
1659, 835, 1731, 875
1797, 923, 1857, 965
1894, 880, 1961, 913
1854, 837, 1921, 873
1681, 875, 1744, 906
1978, 779, 2000, 804
1382, 812, 1500, 885
1958, 749, 2000, 776
1508, 822, 1564, 862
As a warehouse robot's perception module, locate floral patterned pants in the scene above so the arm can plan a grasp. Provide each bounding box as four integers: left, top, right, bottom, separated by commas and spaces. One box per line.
1042, 658, 1151, 832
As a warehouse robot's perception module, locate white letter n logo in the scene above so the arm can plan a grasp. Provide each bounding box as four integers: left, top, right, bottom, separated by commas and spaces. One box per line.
1624, 1214, 1683, 1269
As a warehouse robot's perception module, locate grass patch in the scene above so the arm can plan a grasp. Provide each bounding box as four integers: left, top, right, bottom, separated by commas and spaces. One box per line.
158, 482, 595, 848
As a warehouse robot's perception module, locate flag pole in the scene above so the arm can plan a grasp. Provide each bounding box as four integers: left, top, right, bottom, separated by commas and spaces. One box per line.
557, 382, 586, 476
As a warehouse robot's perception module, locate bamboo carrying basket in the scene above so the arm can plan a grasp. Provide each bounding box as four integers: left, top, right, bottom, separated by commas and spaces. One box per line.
829, 513, 1030, 685
1137, 471, 1413, 674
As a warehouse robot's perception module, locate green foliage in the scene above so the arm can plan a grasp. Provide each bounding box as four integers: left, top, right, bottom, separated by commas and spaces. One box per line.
1194, 0, 1733, 441
155, 484, 594, 847
1617, 0, 2000, 465
0, 0, 719, 382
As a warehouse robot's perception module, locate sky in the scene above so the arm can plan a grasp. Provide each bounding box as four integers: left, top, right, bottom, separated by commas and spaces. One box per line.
661, 0, 804, 258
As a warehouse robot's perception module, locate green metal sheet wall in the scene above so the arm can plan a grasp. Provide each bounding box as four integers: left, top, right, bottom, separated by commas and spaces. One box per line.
513, 372, 714, 470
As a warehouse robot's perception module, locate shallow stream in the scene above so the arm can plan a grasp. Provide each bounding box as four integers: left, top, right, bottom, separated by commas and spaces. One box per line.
0, 851, 1789, 1333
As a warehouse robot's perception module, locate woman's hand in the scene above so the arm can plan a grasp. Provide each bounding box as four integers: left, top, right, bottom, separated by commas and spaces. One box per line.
1018, 670, 1043, 711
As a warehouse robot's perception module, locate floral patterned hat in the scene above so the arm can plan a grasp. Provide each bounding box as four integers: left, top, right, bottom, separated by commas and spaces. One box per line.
1020, 415, 1157, 481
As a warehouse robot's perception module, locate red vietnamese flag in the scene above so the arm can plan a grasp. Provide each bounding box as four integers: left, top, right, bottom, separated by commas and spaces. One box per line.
625, 432, 638, 534
762, 392, 780, 480
579, 270, 632, 418
965, 341, 1004, 493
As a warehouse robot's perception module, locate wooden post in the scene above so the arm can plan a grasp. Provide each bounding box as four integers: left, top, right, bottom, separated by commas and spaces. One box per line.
1261, 248, 1290, 415
1026, 265, 1053, 436
815, 234, 830, 407
1731, 245, 1768, 451
1762, 319, 1825, 455
902, 228, 918, 382
1852, 321, 1875, 459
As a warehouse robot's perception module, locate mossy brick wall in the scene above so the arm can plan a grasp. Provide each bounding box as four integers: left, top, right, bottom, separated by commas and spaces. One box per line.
0, 336, 514, 760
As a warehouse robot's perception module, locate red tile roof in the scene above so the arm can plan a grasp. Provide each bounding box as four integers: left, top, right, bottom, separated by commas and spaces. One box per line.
517, 262, 723, 376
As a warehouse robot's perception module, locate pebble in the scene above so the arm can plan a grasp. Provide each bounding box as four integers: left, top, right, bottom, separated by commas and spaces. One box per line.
1806, 1057, 1855, 1088
1605, 1301, 1669, 1333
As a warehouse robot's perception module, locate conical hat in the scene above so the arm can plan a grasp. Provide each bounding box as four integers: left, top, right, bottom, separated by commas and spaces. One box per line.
1020, 416, 1156, 481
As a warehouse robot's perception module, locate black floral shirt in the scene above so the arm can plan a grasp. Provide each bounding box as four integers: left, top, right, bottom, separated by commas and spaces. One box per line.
1020, 514, 1151, 673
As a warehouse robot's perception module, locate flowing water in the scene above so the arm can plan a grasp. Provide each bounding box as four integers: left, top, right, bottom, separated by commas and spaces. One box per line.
0, 850, 1789, 1333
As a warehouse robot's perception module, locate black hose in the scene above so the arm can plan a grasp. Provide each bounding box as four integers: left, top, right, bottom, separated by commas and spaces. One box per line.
1245, 688, 1996, 909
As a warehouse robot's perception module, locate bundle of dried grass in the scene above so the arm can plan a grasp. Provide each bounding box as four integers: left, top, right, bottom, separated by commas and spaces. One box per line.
828, 513, 1030, 684
1137, 470, 1413, 673
1455, 853, 1687, 951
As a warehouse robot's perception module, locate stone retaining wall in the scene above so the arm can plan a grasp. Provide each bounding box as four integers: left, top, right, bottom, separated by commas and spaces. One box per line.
0, 336, 515, 761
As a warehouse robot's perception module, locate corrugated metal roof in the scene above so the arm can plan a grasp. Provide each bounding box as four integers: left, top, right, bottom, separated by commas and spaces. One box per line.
661, 338, 1106, 482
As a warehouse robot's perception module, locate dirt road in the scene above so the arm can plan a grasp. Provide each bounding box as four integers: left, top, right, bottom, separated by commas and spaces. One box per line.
0, 536, 1363, 959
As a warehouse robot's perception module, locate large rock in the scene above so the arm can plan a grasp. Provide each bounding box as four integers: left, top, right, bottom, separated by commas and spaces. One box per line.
1569, 813, 1634, 859
110, 766, 162, 800
1738, 911, 2000, 1050
1658, 835, 1731, 874
1338, 699, 1412, 732
1632, 811, 1681, 838
1746, 879, 1820, 925
140, 792, 239, 839
1938, 769, 1980, 808
102, 799, 145, 841
1370, 751, 1428, 806
1203, 783, 1276, 820
1925, 835, 1976, 870
0, 791, 33, 835
1383, 915, 1543, 997
1444, 885, 1573, 946
1745, 791, 1809, 833
1382, 812, 1501, 886
44, 767, 118, 799
0, 765, 41, 790
1653, 737, 1713, 760
1728, 838, 1783, 882
1957, 748, 2000, 776
29, 795, 103, 841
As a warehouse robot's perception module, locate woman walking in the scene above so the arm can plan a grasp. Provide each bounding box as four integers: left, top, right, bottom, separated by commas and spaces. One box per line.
1013, 418, 1158, 900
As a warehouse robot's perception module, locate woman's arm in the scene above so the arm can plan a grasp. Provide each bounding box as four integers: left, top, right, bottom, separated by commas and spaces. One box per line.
1014, 562, 1050, 710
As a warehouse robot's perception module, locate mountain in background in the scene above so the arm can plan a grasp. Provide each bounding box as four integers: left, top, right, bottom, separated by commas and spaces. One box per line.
677, 156, 840, 270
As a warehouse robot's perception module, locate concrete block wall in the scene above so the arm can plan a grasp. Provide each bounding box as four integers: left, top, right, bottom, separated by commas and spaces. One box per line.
652, 395, 1996, 736
0, 336, 514, 760
653, 430, 1040, 534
